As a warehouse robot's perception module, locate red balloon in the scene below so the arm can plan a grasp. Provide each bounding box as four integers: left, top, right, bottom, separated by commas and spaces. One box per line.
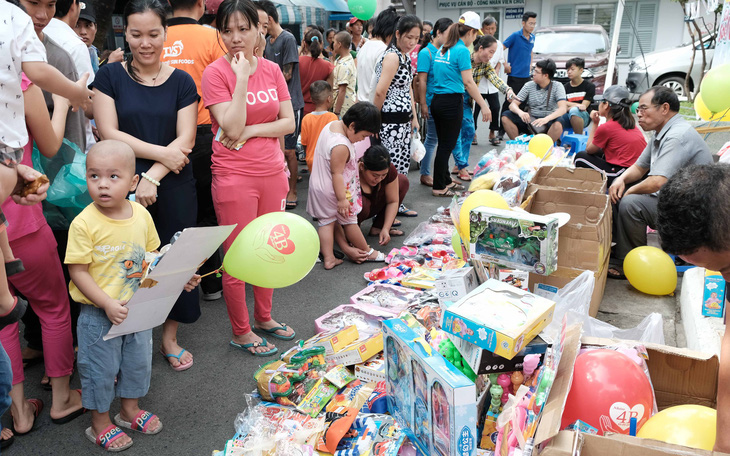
561, 349, 654, 435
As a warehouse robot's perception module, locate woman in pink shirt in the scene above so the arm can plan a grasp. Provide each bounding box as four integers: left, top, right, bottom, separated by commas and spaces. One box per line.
202, 0, 295, 357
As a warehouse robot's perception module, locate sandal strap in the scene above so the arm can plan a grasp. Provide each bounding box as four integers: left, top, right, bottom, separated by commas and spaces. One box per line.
131, 410, 157, 433
97, 425, 127, 448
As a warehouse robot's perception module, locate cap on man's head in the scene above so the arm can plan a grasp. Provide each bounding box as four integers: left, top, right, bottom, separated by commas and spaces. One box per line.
459, 11, 483, 35
603, 85, 631, 108
206, 0, 224, 15
348, 17, 363, 25
78, 1, 96, 23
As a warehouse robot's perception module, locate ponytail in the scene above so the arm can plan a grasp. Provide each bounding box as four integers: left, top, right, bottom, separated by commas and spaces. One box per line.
441, 23, 470, 54
608, 103, 636, 130
305, 29, 323, 59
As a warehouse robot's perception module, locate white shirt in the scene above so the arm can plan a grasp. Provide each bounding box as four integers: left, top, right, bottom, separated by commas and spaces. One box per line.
45, 18, 95, 85
480, 38, 505, 95
0, 2, 47, 153
356, 39, 387, 103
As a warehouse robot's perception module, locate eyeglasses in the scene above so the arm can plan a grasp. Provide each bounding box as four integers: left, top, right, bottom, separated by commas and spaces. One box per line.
636, 104, 658, 113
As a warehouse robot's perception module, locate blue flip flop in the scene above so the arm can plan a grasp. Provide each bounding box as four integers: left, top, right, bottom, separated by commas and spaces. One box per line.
254, 323, 296, 341
229, 338, 278, 357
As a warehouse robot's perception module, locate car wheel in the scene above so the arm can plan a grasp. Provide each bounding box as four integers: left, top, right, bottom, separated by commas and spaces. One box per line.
656, 76, 688, 98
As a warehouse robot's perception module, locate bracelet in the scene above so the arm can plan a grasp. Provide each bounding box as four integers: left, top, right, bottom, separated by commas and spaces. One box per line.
141, 172, 160, 187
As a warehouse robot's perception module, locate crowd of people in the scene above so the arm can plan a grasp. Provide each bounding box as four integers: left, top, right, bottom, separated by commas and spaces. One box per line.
0, 0, 724, 451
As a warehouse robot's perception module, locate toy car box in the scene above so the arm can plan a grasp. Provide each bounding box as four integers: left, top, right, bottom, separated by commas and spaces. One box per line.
435, 267, 479, 304
702, 269, 726, 318
440, 279, 555, 360
383, 318, 477, 456
469, 207, 558, 275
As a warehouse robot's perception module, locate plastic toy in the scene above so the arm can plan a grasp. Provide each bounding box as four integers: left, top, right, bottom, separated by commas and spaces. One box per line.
497, 373, 511, 404
522, 354, 540, 382
510, 371, 524, 394
297, 378, 339, 417
437, 338, 477, 382
253, 346, 327, 406
489, 382, 503, 414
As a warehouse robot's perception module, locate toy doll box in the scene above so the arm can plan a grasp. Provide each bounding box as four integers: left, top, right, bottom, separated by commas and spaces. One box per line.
382, 318, 477, 456
440, 279, 555, 360
469, 207, 558, 276
702, 269, 726, 318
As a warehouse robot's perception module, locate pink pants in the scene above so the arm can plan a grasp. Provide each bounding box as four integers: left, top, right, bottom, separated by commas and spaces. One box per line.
0, 224, 74, 384
212, 172, 288, 336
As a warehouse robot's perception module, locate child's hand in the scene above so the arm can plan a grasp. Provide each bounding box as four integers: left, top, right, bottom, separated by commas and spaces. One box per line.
184, 274, 201, 292
337, 199, 350, 217
104, 299, 129, 325
70, 73, 93, 112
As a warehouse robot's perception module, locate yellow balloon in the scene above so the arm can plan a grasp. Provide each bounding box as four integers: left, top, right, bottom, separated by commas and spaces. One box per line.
528, 134, 553, 158
459, 190, 510, 243
695, 94, 730, 121
623, 246, 677, 295
637, 405, 716, 451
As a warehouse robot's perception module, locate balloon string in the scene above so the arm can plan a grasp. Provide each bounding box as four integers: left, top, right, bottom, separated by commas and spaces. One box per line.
199, 266, 224, 279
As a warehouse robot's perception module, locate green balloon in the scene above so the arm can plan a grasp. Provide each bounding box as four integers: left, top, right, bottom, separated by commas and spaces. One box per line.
700, 63, 730, 113
347, 0, 376, 21
223, 212, 319, 288
631, 102, 638, 114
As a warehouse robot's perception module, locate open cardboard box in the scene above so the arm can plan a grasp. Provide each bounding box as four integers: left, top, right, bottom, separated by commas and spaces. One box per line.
525, 166, 607, 198
524, 188, 612, 273
537, 334, 722, 455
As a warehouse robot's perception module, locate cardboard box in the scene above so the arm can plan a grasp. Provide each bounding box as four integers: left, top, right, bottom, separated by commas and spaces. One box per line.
435, 267, 479, 304
354, 352, 386, 383
530, 254, 609, 318
525, 166, 607, 199
448, 333, 548, 374
350, 283, 422, 313
702, 269, 726, 318
440, 279, 555, 359
537, 334, 721, 456
383, 318, 477, 456
302, 325, 360, 355
469, 207, 559, 275
524, 188, 611, 272
325, 332, 384, 366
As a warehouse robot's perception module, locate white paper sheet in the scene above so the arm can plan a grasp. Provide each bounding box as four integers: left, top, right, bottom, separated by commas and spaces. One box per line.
104, 225, 235, 340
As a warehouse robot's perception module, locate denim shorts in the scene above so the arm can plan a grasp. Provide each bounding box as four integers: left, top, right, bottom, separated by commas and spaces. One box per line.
76, 305, 153, 413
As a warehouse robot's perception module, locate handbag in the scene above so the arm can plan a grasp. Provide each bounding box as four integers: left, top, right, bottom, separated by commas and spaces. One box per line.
528, 82, 553, 135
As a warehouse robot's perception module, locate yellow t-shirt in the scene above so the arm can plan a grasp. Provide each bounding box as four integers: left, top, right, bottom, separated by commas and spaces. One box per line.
333, 54, 357, 116
65, 201, 161, 306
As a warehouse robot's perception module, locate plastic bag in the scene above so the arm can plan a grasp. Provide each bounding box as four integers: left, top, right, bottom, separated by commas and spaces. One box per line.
410, 129, 426, 163
32, 139, 92, 229
539, 271, 665, 345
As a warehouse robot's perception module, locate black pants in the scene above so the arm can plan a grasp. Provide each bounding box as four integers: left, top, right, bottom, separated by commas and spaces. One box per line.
191, 126, 222, 295
574, 151, 628, 187
431, 93, 463, 191
474, 92, 502, 132
500, 76, 531, 135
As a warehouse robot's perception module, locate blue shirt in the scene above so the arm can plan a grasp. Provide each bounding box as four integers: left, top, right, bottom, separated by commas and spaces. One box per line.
503, 30, 535, 78
416, 42, 439, 105
431, 40, 471, 95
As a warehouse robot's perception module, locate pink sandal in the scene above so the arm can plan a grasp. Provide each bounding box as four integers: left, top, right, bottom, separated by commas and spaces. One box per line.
85, 424, 133, 452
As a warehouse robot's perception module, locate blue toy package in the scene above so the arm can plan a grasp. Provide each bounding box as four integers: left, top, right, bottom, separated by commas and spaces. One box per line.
382, 318, 477, 456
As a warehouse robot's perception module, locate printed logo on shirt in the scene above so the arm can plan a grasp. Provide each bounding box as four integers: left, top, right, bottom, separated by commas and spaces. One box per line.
566, 92, 587, 102
246, 88, 279, 106
163, 40, 184, 59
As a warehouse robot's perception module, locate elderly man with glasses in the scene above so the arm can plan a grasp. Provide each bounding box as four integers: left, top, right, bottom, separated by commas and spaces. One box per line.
607, 86, 713, 279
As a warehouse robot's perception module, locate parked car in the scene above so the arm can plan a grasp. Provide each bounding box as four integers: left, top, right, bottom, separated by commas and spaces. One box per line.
532, 24, 617, 95
625, 34, 715, 99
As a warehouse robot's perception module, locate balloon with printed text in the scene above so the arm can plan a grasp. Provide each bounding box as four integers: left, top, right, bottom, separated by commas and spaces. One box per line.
223, 212, 319, 288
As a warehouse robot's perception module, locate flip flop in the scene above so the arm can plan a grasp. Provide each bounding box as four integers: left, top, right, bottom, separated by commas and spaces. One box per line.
389, 228, 404, 237
1, 434, 14, 450
51, 389, 87, 424
12, 398, 43, 436
254, 323, 296, 341
398, 204, 417, 217
85, 425, 133, 452
392, 220, 402, 227
113, 410, 163, 435
0, 296, 28, 329
607, 267, 626, 280
160, 348, 193, 372
489, 137, 502, 146
285, 200, 298, 210
457, 170, 472, 181
432, 189, 457, 197
230, 338, 278, 357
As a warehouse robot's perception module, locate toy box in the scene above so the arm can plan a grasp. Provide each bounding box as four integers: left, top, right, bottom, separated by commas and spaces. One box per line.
447, 333, 547, 374
382, 318, 477, 456
702, 269, 726, 318
354, 352, 386, 383
315, 304, 398, 334
302, 325, 360, 355
350, 283, 422, 313
435, 267, 479, 304
440, 279, 555, 360
326, 332, 384, 366
498, 268, 529, 291
469, 207, 558, 275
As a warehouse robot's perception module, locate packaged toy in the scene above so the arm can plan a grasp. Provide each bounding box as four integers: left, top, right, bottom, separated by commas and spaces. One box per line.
325, 365, 356, 388
469, 206, 558, 275
498, 268, 529, 291
296, 378, 339, 417
354, 352, 386, 383
300, 326, 360, 355
350, 284, 422, 313
703, 269, 726, 317
383, 318, 477, 456
447, 334, 547, 374
440, 279, 555, 359
315, 304, 397, 334
435, 267, 479, 304
326, 332, 384, 366
253, 347, 327, 406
